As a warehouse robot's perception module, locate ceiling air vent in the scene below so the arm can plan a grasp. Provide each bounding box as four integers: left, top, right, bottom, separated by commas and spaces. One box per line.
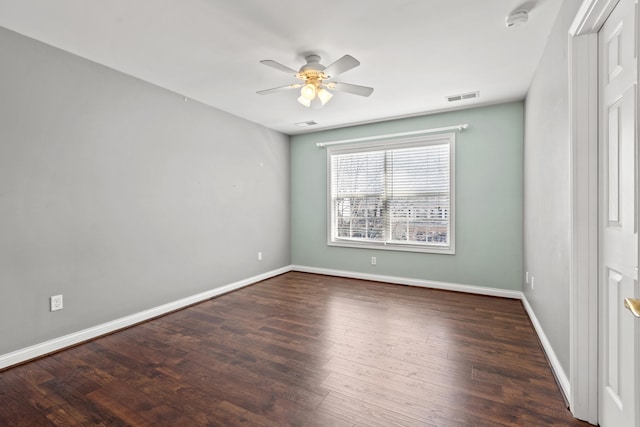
446, 91, 479, 102
295, 120, 318, 127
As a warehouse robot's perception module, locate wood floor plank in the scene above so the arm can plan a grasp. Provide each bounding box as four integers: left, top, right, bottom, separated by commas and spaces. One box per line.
86, 380, 193, 426
319, 390, 434, 427
0, 272, 593, 426
321, 371, 471, 425
0, 377, 55, 426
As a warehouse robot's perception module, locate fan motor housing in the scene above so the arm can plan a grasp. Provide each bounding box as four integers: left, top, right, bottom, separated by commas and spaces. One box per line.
297, 69, 327, 81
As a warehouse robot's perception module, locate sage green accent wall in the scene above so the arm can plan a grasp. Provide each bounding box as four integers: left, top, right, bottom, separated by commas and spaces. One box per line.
291, 102, 523, 290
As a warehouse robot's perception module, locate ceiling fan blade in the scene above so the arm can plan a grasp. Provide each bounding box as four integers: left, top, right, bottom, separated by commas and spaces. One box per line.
324, 81, 374, 97
259, 60, 298, 75
322, 55, 360, 78
257, 83, 302, 95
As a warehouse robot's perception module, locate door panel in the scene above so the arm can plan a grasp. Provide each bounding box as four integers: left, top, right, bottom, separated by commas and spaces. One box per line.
605, 268, 622, 405
598, 0, 638, 426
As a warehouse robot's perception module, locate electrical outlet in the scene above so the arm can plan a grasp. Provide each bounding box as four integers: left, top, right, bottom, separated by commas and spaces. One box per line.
525, 271, 529, 284
50, 295, 63, 312
531, 277, 535, 290
257, 251, 263, 261
371, 256, 377, 266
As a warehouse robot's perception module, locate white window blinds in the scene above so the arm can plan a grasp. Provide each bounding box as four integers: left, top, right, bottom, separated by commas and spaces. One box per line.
328, 134, 455, 253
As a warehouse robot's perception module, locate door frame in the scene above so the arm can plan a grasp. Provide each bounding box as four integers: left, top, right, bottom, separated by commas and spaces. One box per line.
569, 0, 638, 424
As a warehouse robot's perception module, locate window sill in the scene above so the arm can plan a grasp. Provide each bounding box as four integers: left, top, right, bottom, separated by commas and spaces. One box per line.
328, 239, 455, 255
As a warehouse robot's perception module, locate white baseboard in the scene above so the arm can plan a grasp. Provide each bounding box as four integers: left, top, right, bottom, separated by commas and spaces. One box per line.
0, 266, 292, 370
291, 265, 523, 299
521, 294, 571, 403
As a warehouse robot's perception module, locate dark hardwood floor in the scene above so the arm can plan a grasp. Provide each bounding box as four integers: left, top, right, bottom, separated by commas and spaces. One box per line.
0, 272, 593, 426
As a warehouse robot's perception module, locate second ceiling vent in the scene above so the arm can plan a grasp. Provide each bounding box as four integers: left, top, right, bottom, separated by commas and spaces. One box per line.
446, 91, 479, 102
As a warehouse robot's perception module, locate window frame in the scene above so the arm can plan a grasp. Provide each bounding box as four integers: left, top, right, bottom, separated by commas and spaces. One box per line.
326, 133, 456, 254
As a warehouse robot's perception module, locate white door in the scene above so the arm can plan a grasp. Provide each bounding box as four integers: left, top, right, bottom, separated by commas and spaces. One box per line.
598, 0, 638, 426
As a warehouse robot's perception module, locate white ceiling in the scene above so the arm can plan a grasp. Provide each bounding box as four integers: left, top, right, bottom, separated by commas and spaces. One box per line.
0, 0, 562, 135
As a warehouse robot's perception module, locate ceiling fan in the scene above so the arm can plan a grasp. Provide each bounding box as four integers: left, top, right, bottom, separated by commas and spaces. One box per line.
257, 54, 374, 108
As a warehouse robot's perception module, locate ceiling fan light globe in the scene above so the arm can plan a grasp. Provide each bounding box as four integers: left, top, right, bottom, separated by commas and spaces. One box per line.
297, 95, 311, 107
300, 83, 316, 100
317, 88, 333, 105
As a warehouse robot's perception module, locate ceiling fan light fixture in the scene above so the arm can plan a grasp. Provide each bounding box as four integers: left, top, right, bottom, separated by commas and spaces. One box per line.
297, 95, 311, 107
300, 83, 316, 100
317, 88, 333, 105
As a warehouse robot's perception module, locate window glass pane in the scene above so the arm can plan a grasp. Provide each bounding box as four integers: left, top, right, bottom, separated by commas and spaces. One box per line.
388, 144, 449, 195
387, 143, 450, 245
335, 196, 385, 241
332, 150, 385, 196
389, 195, 449, 244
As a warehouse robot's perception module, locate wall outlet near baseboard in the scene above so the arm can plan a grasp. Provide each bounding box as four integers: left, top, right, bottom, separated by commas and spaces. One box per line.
50, 295, 63, 312
257, 251, 263, 261
525, 271, 529, 284
531, 276, 535, 290
371, 256, 377, 266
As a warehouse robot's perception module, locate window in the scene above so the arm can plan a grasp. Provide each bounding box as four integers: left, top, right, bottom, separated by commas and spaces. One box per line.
328, 134, 455, 254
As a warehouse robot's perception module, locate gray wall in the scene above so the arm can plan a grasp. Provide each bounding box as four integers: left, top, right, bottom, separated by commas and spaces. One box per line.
0, 27, 290, 355
291, 102, 523, 290
523, 0, 582, 374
